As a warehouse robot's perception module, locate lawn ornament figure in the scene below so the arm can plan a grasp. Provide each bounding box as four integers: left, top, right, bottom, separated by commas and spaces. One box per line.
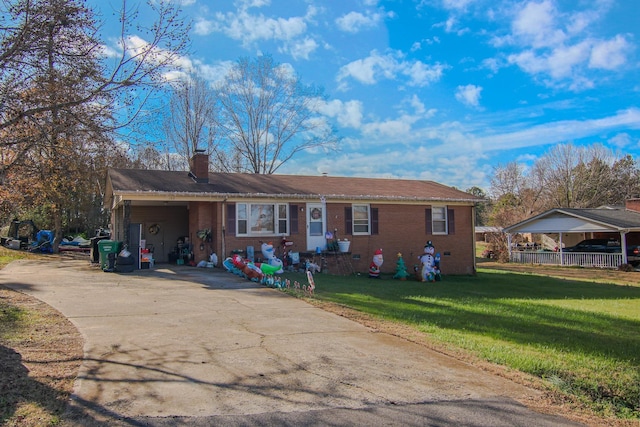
418, 241, 441, 282
242, 263, 264, 282
259, 262, 282, 275
305, 258, 321, 274
261, 241, 284, 273
369, 248, 383, 278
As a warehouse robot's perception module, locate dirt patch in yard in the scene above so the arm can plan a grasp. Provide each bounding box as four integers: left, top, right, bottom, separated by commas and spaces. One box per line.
0, 286, 83, 426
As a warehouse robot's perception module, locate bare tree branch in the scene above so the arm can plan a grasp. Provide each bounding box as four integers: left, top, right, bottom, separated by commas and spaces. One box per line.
214, 55, 339, 174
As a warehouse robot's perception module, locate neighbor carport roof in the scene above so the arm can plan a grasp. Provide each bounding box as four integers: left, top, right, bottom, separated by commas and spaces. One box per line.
504, 208, 640, 234
106, 168, 482, 205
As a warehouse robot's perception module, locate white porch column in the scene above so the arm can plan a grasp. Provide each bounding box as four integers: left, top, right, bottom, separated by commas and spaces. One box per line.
621, 230, 629, 265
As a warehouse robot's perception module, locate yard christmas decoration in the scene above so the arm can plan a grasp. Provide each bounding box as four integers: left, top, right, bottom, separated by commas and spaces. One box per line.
418, 241, 441, 282
369, 248, 383, 278
260, 242, 284, 273
393, 252, 411, 280
222, 253, 282, 284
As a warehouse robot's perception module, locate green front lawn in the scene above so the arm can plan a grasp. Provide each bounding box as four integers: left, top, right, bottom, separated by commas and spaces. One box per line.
282, 268, 640, 420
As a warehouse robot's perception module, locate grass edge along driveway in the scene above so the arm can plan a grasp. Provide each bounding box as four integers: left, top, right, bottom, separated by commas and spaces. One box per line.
285, 265, 640, 423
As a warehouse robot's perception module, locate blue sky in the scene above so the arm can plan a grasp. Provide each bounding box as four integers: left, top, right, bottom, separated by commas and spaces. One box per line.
91, 0, 640, 192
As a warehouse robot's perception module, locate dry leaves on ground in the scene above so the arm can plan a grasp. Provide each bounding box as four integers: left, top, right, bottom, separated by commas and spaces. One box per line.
0, 286, 83, 426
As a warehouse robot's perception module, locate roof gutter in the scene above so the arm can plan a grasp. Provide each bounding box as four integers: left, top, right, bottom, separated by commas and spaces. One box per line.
110, 190, 480, 205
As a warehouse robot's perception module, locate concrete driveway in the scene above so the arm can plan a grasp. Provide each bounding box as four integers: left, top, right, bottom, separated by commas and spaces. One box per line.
1, 258, 582, 426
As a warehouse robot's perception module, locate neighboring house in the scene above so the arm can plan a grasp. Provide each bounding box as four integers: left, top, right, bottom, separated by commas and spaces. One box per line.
104, 152, 483, 275
503, 201, 640, 268
474, 226, 502, 242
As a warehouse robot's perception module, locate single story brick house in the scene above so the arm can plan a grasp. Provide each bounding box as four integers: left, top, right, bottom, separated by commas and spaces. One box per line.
104, 152, 482, 275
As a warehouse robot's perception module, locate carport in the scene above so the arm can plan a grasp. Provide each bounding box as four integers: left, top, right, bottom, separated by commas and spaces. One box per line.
504, 207, 640, 268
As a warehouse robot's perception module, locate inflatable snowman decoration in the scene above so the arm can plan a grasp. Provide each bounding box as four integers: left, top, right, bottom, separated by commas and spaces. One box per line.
418, 241, 441, 282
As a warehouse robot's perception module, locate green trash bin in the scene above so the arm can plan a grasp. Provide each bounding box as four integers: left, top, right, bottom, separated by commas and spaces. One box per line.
98, 240, 121, 270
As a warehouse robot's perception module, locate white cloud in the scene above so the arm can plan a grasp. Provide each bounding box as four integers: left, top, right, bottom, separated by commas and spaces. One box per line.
441, 0, 475, 10
481, 57, 501, 74
226, 12, 307, 43
410, 36, 440, 52
282, 37, 319, 60
475, 108, 640, 151
316, 99, 364, 129
194, 5, 316, 52
98, 43, 120, 59
123, 35, 194, 81
589, 35, 630, 70
499, 0, 632, 90
336, 51, 396, 85
402, 61, 447, 86
433, 16, 470, 36
194, 18, 215, 36
408, 94, 426, 115
512, 0, 566, 49
545, 40, 590, 79
336, 50, 447, 89
360, 111, 423, 139
335, 11, 384, 33
197, 60, 235, 85
608, 132, 632, 149
455, 84, 483, 107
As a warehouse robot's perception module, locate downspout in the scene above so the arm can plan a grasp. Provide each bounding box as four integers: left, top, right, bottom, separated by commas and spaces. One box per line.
471, 204, 477, 274
221, 199, 227, 260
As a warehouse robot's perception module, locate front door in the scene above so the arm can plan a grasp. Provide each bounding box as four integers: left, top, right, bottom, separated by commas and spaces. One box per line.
306, 203, 326, 251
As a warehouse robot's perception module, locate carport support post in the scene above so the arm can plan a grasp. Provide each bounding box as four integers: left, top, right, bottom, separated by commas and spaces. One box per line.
621, 230, 629, 265
123, 201, 131, 250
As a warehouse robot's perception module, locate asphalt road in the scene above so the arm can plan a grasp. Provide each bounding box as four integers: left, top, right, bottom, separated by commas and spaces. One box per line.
1, 257, 583, 426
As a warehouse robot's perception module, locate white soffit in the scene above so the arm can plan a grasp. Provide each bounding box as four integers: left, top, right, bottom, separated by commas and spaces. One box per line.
509, 216, 615, 233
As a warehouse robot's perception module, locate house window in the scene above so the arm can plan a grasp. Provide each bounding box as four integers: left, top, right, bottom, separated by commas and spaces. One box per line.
352, 204, 370, 235
345, 205, 379, 235
236, 203, 288, 236
431, 206, 447, 234
278, 204, 288, 234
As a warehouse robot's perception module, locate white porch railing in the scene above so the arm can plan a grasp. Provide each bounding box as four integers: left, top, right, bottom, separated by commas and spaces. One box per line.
509, 251, 624, 269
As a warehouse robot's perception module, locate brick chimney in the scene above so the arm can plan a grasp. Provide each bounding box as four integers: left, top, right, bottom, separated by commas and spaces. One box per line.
626, 198, 640, 213
189, 150, 209, 183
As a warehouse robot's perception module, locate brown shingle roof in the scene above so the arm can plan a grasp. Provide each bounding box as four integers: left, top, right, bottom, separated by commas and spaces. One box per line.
107, 168, 481, 203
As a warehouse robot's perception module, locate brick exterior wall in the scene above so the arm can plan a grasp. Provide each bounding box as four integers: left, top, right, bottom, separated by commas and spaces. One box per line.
216, 201, 476, 276
188, 201, 218, 262
626, 199, 640, 213
189, 152, 209, 182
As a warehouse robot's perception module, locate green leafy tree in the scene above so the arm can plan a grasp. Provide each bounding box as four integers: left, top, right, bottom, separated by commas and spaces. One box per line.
466, 186, 489, 226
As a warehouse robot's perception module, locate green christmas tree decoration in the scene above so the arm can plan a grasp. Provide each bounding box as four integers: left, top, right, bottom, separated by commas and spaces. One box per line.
393, 252, 410, 280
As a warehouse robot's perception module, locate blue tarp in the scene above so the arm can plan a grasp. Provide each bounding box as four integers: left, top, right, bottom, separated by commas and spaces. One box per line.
35, 230, 54, 253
